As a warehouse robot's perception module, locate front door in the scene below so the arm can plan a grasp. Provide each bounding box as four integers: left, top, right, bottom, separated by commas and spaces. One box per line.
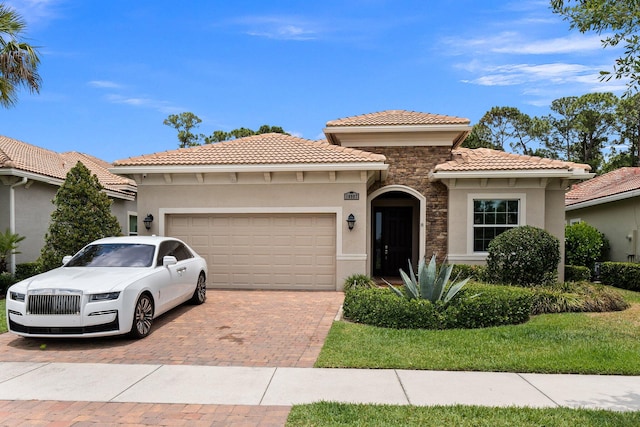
373, 206, 413, 277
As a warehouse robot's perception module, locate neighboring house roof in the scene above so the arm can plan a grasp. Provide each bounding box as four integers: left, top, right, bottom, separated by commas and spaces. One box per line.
325, 110, 470, 127
112, 133, 387, 170
566, 167, 640, 209
0, 135, 136, 200
430, 147, 593, 179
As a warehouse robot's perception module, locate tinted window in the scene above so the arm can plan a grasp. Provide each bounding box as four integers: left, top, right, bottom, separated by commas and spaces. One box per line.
157, 240, 194, 265
66, 244, 155, 267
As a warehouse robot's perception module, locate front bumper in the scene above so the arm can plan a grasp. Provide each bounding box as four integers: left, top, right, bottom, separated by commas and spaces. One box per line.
6, 291, 126, 338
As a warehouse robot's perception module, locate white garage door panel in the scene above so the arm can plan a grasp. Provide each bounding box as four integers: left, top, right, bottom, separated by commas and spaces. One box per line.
167, 213, 336, 290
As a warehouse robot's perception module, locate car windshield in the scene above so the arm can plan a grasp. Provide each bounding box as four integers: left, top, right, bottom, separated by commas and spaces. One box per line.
66, 243, 156, 267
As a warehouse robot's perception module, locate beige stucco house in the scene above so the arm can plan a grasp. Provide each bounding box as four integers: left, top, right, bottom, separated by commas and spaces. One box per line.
566, 167, 640, 262
111, 110, 592, 290
0, 136, 137, 272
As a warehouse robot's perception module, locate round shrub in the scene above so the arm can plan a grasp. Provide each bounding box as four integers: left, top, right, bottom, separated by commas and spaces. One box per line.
342, 284, 533, 330
565, 222, 608, 270
486, 226, 560, 287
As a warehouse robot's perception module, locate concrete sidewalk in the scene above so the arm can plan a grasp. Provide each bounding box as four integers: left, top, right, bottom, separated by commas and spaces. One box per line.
1, 362, 639, 411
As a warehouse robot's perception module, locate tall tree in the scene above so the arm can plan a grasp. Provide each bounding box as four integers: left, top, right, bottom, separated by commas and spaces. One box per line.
0, 3, 41, 107
551, 0, 640, 93
473, 106, 547, 155
163, 112, 204, 148
541, 96, 580, 160
572, 92, 618, 172
615, 93, 640, 166
39, 162, 122, 271
203, 124, 289, 144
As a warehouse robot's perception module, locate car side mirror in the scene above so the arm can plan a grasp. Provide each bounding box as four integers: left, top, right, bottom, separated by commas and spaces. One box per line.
162, 255, 178, 267
62, 256, 73, 265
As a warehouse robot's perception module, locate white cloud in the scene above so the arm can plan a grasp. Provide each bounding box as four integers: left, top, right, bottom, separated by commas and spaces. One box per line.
235, 15, 320, 40
491, 34, 607, 55
5, 0, 62, 25
105, 94, 183, 114
88, 80, 123, 89
460, 62, 602, 87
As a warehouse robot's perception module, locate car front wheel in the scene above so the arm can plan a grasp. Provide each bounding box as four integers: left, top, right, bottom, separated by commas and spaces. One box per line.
130, 293, 154, 339
190, 273, 206, 305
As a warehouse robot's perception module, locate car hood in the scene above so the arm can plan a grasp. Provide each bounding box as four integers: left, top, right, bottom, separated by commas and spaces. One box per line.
15, 267, 152, 294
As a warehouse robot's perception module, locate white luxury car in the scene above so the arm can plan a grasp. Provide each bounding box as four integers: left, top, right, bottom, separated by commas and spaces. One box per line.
6, 236, 208, 339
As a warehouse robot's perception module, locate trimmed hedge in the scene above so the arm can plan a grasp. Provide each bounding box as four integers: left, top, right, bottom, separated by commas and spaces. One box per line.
0, 272, 18, 295
451, 264, 487, 282
15, 262, 41, 281
564, 265, 591, 282
600, 262, 640, 291
342, 284, 533, 330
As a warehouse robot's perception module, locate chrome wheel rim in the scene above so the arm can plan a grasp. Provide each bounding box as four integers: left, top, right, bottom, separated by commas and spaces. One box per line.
134, 295, 153, 336
196, 276, 206, 302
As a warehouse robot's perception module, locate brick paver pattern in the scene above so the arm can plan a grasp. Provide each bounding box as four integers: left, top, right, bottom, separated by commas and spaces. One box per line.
0, 290, 344, 426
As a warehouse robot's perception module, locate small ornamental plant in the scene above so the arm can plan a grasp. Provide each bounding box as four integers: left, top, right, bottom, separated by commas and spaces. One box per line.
385, 255, 471, 305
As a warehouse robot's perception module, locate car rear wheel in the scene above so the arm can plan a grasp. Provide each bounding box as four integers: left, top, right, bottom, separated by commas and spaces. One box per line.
130, 293, 154, 339
190, 273, 206, 305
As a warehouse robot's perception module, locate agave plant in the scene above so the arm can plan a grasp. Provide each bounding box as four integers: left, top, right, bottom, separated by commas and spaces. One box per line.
386, 255, 470, 304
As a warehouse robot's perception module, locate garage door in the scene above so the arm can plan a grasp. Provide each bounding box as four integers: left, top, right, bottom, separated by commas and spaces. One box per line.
167, 213, 336, 290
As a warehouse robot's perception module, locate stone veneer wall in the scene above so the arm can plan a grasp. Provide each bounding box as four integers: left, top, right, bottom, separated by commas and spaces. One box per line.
364, 145, 453, 262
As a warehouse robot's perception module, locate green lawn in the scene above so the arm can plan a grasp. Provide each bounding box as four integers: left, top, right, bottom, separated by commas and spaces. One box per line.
317, 300, 640, 375
0, 298, 5, 333
287, 403, 640, 426
293, 288, 640, 426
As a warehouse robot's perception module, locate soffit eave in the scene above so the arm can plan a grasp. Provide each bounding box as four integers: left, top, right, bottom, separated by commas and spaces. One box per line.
429, 169, 594, 181
110, 162, 389, 175
323, 124, 472, 134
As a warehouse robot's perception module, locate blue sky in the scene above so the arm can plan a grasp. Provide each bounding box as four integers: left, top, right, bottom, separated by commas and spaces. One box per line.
2, 0, 626, 162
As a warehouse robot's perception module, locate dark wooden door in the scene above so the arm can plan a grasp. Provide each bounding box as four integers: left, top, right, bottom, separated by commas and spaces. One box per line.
373, 207, 413, 277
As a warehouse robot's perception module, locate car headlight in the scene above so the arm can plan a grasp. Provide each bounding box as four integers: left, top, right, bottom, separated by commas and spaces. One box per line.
89, 292, 121, 302
10, 291, 25, 302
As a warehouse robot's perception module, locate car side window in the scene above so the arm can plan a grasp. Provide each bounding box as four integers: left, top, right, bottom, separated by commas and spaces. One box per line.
173, 242, 194, 261
156, 241, 194, 266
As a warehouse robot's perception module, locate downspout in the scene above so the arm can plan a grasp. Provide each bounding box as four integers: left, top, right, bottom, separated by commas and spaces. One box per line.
9, 177, 27, 274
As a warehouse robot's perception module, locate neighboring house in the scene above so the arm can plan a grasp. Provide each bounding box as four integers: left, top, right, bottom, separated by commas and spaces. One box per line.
566, 167, 640, 262
0, 136, 137, 272
111, 110, 592, 290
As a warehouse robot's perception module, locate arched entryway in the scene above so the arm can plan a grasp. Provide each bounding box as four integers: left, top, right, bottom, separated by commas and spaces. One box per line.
368, 186, 425, 278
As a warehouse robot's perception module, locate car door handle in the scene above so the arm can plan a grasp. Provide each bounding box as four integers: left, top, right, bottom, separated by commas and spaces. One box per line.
177, 267, 187, 274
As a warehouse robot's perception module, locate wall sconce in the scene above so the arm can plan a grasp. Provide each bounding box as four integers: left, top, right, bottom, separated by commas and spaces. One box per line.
346, 213, 356, 231
143, 214, 154, 230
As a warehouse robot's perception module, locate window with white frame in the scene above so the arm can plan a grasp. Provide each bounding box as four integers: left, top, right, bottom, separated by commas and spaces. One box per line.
473, 199, 520, 252
128, 213, 138, 236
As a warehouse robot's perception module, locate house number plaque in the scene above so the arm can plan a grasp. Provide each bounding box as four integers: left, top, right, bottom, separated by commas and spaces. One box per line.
344, 191, 359, 200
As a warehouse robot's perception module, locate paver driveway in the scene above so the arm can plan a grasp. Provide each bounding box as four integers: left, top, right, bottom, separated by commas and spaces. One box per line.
0, 290, 344, 368
0, 290, 344, 426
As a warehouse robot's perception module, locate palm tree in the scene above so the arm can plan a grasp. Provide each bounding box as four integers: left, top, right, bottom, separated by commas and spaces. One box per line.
0, 228, 25, 273
0, 3, 41, 107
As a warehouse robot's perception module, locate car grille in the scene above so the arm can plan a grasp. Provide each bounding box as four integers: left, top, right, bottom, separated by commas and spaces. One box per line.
27, 293, 81, 315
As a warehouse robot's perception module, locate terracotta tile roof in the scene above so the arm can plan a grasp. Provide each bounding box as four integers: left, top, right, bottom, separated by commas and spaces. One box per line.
0, 135, 136, 198
113, 133, 386, 166
434, 147, 592, 172
326, 110, 470, 127
566, 167, 640, 206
